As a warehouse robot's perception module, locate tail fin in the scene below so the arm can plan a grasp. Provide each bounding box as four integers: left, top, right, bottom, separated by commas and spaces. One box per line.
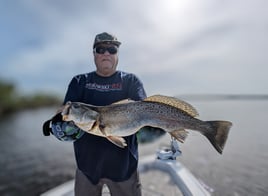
205, 121, 232, 154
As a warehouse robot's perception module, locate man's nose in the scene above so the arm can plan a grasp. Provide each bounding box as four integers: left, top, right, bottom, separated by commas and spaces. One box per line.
104, 50, 110, 55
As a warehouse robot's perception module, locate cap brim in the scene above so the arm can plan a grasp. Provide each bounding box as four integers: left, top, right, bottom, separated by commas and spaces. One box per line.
93, 41, 121, 48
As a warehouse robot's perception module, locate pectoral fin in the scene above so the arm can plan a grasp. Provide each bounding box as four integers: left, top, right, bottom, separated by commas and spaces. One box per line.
107, 136, 127, 148
169, 129, 188, 143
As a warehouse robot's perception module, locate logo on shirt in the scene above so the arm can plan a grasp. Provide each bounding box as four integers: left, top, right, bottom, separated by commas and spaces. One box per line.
85, 83, 122, 92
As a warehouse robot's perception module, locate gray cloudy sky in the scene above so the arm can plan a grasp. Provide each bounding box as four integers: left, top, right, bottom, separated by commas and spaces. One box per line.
1, 0, 267, 96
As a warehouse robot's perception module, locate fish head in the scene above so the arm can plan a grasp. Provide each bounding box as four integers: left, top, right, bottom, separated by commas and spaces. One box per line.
61, 102, 99, 131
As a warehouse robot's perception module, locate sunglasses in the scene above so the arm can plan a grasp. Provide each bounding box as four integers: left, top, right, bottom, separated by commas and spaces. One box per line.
94, 46, 118, 55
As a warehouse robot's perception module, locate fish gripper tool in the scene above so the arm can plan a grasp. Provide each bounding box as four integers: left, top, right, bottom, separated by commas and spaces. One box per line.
157, 137, 182, 160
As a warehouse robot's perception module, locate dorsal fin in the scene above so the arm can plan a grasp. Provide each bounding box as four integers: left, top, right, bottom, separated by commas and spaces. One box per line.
144, 95, 199, 117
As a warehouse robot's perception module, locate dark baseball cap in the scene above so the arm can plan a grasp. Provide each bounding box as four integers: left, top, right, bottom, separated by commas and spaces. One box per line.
93, 32, 121, 48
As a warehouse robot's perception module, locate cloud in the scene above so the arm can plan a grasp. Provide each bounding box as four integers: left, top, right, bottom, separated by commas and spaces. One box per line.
1, 0, 268, 96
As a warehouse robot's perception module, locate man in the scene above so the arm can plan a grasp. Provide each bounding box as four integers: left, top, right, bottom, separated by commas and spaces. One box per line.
48, 32, 146, 196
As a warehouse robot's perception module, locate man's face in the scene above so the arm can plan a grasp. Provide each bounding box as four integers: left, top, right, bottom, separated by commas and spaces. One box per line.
93, 44, 119, 77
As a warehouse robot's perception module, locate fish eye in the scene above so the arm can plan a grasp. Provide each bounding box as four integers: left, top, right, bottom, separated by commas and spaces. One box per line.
72, 103, 80, 109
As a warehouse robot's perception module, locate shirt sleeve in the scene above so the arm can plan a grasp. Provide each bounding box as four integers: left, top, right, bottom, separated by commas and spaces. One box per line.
64, 75, 86, 104
126, 74, 147, 101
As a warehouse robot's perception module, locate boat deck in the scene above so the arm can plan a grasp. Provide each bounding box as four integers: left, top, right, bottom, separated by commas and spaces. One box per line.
140, 168, 183, 195
41, 155, 211, 196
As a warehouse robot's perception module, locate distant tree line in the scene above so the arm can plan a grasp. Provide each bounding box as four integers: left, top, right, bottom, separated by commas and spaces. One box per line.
0, 80, 61, 116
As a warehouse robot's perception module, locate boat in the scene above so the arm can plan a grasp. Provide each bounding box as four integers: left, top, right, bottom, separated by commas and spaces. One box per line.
41, 138, 212, 196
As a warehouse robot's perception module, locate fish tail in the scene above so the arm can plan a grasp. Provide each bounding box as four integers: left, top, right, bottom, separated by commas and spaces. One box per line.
204, 121, 232, 154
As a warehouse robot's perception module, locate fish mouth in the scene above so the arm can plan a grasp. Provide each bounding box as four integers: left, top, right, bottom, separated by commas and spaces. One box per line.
62, 115, 69, 121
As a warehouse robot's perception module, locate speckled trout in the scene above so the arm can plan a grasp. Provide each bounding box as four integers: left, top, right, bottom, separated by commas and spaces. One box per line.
61, 95, 232, 154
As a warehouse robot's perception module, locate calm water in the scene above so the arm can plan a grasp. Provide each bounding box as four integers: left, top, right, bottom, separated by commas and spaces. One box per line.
0, 100, 267, 196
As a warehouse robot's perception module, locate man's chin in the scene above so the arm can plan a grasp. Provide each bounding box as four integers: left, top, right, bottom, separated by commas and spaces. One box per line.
97, 68, 116, 77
